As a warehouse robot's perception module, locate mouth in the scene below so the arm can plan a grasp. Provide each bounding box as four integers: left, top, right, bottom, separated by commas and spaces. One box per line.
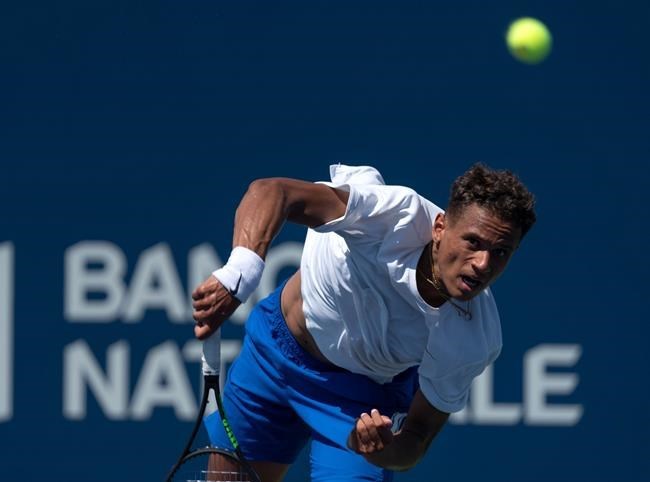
460, 275, 482, 292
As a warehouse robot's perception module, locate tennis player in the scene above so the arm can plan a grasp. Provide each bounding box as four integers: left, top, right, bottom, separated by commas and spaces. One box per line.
191, 163, 536, 481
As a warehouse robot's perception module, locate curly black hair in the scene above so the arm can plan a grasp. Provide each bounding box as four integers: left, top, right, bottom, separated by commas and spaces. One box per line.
447, 163, 536, 239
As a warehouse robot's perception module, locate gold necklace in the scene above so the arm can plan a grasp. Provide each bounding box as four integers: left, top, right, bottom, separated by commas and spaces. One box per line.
418, 243, 472, 320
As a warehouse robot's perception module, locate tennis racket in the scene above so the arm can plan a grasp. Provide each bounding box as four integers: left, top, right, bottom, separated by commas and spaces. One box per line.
166, 329, 260, 482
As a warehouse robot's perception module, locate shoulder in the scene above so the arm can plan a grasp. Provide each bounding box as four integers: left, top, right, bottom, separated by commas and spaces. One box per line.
323, 163, 444, 217
348, 183, 423, 213
314, 185, 433, 237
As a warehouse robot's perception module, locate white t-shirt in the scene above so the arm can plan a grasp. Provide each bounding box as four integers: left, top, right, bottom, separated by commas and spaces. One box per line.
300, 164, 502, 413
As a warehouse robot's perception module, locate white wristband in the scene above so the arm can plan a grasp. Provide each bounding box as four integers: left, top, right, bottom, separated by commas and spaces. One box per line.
212, 246, 265, 303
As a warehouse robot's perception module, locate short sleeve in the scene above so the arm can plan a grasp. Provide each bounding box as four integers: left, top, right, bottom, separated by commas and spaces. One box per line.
417, 287, 503, 413
328, 164, 386, 185
313, 183, 431, 243
418, 356, 486, 413
311, 164, 438, 248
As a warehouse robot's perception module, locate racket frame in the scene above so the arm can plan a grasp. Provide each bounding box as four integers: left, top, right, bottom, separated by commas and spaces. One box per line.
165, 356, 260, 481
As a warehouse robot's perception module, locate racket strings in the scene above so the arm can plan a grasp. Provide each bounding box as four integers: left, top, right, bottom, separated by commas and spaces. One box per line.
181, 469, 251, 482
177, 460, 253, 482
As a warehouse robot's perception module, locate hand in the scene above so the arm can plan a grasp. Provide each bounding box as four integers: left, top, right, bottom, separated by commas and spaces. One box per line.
347, 409, 394, 455
191, 275, 241, 339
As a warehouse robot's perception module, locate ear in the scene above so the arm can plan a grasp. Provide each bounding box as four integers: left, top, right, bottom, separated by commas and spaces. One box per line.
433, 213, 446, 243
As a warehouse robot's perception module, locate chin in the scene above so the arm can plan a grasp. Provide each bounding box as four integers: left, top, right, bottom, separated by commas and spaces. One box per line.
456, 291, 479, 301
452, 284, 482, 301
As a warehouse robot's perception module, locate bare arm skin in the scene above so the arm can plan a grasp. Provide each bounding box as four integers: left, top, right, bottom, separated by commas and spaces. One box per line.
192, 178, 349, 339
348, 389, 449, 471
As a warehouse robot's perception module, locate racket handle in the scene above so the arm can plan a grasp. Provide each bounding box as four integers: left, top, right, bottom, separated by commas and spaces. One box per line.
201, 328, 221, 376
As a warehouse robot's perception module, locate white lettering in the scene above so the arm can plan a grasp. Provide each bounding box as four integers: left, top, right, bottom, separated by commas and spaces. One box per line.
467, 364, 522, 425
63, 340, 129, 420
524, 344, 583, 426
122, 243, 187, 322
130, 342, 195, 420
0, 242, 14, 422
61, 242, 584, 426
64, 241, 305, 324
452, 344, 583, 426
62, 339, 242, 420
65, 241, 126, 321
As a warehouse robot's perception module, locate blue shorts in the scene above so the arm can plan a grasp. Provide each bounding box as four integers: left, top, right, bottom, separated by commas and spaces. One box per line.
205, 281, 419, 481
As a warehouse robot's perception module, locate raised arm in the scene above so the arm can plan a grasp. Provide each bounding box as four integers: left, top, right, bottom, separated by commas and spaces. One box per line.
192, 177, 349, 338
347, 389, 449, 471
230, 177, 349, 258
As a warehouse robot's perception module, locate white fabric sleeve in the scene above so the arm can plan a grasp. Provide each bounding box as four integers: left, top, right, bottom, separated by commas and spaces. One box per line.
314, 183, 429, 240
328, 163, 386, 185
418, 356, 486, 414
418, 339, 502, 413
311, 164, 437, 247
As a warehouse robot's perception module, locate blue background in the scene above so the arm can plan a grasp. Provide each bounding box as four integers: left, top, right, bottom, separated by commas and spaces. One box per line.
1, 1, 648, 481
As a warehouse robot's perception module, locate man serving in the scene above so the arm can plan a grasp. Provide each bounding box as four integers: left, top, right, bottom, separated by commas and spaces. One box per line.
191, 163, 536, 481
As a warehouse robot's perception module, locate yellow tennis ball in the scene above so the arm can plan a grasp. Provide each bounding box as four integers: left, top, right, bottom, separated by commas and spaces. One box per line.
506, 17, 552, 64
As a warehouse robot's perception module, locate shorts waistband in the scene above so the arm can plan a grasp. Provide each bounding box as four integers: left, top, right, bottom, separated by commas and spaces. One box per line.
262, 280, 340, 372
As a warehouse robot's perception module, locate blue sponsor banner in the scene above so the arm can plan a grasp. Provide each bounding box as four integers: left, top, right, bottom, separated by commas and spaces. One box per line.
1, 1, 648, 481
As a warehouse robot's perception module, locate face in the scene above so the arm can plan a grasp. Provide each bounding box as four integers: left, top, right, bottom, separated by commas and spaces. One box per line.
433, 204, 522, 301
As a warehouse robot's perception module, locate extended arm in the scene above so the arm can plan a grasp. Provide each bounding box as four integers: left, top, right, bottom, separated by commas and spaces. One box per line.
192, 177, 349, 338
348, 389, 449, 471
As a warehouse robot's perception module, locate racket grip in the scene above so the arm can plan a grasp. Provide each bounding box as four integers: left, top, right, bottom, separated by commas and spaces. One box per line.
201, 329, 221, 376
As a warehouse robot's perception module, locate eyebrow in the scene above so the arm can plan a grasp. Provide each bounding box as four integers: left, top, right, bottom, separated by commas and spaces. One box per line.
464, 231, 516, 250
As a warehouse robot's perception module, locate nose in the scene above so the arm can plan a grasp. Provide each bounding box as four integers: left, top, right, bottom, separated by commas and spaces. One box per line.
472, 250, 491, 274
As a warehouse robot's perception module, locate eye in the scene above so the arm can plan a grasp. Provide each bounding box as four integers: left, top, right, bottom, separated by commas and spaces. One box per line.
493, 248, 509, 258
466, 237, 480, 248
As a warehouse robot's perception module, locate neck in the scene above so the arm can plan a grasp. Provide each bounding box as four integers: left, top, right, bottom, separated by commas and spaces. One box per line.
416, 241, 447, 307
417, 242, 473, 320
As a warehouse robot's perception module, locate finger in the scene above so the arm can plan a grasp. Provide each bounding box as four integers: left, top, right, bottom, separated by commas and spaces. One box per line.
192, 307, 212, 325
355, 413, 373, 450
192, 276, 218, 300
192, 294, 215, 311
369, 409, 393, 429
192, 306, 215, 323
370, 409, 385, 425
192, 287, 207, 301
368, 410, 393, 450
194, 323, 213, 340
360, 412, 385, 452
347, 419, 361, 452
193, 287, 235, 317
193, 294, 236, 320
